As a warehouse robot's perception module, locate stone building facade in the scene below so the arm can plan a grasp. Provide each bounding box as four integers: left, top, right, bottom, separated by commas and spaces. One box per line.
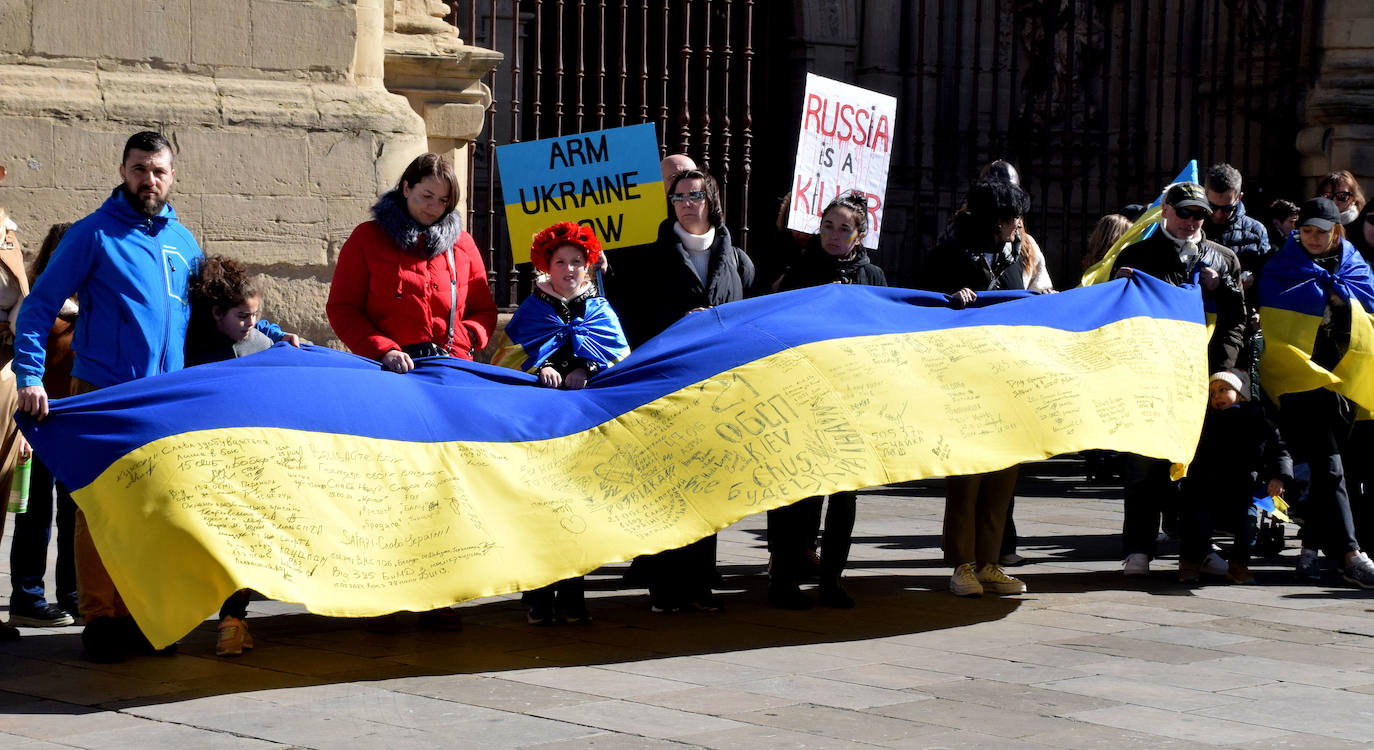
0, 0, 499, 346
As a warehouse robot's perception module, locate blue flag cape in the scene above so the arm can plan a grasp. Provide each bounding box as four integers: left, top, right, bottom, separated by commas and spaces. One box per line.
1257, 236, 1374, 408
491, 293, 631, 373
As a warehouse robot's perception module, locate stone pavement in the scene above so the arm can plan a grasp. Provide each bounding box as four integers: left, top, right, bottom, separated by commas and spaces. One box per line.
3, 458, 1373, 749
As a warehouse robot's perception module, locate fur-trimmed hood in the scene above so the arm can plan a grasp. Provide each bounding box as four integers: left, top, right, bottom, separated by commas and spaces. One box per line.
371, 189, 463, 259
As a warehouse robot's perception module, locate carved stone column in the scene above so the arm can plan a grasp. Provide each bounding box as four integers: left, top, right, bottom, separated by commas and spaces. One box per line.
1297, 0, 1374, 186
383, 1, 504, 204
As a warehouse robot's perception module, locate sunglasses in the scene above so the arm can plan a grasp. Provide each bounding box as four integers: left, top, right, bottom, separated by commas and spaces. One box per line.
1172, 206, 1209, 221
1322, 190, 1354, 202
670, 190, 706, 204
1208, 201, 1238, 214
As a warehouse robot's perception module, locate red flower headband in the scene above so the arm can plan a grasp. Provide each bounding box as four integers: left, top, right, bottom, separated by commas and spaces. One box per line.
530, 221, 602, 273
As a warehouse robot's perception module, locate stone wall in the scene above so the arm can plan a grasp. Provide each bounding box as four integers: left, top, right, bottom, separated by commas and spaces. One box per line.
1297, 0, 1374, 188
0, 0, 441, 346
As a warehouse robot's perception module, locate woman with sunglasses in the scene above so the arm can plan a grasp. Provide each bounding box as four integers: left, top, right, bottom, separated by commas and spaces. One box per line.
604, 168, 754, 349
1317, 170, 1367, 242
1258, 197, 1374, 588
601, 166, 754, 613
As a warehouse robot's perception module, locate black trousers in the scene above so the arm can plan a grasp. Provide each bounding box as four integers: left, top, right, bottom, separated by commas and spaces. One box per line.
1281, 389, 1358, 559
647, 535, 717, 608
1122, 454, 1178, 558
766, 491, 857, 583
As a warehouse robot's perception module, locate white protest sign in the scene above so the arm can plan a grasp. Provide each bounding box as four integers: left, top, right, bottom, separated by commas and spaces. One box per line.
787, 73, 896, 249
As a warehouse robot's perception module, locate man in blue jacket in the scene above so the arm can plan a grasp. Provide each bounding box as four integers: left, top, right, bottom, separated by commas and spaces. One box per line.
13, 130, 202, 662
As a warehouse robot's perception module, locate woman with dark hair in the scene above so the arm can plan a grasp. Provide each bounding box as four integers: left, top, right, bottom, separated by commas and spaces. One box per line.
603, 167, 754, 348
602, 166, 754, 613
927, 180, 1034, 296
328, 152, 498, 372
326, 152, 497, 631
766, 191, 884, 610
924, 179, 1035, 597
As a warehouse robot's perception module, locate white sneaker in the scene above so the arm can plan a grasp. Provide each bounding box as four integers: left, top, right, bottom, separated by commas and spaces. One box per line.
976, 564, 1027, 595
1123, 553, 1150, 576
1342, 551, 1374, 589
1201, 552, 1229, 577
950, 563, 983, 597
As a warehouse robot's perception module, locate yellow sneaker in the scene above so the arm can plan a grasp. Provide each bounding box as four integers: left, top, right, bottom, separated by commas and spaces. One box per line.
976, 564, 1027, 595
216, 616, 252, 657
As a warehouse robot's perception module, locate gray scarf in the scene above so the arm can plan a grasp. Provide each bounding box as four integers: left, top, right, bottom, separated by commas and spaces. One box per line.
371, 189, 463, 259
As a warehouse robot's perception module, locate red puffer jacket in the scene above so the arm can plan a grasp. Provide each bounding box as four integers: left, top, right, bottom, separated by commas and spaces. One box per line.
327, 220, 497, 360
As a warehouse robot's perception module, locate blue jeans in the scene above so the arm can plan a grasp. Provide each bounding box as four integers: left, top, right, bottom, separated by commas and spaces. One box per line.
9, 455, 77, 611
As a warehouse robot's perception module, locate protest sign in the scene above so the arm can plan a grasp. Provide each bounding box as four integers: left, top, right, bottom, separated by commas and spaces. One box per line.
787, 73, 897, 249
498, 123, 665, 263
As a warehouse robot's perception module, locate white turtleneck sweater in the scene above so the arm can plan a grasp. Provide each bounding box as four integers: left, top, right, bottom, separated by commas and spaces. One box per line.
673, 222, 716, 282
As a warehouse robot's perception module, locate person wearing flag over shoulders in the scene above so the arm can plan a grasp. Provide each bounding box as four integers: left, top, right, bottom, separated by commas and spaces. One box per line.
1112, 181, 1246, 578
492, 221, 629, 625
1257, 197, 1374, 588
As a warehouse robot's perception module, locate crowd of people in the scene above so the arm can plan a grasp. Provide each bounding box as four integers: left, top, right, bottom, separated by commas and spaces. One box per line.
0, 132, 1370, 666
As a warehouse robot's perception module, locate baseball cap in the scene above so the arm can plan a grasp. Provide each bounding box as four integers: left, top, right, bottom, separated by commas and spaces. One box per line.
1164, 182, 1211, 212
1297, 197, 1340, 231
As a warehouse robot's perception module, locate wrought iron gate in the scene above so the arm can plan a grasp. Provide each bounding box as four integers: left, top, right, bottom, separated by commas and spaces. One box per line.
452, 0, 1317, 303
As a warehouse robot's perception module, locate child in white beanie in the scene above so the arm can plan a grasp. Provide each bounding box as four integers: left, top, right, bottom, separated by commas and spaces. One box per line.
1178, 370, 1292, 584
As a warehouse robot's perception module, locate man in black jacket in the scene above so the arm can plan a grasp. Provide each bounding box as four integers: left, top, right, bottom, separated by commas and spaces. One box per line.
1111, 181, 1246, 577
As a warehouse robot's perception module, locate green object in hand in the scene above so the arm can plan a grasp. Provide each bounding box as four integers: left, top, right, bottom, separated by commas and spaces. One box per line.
7, 454, 30, 514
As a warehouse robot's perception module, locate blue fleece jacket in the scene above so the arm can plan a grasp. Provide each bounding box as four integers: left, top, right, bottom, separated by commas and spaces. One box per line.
14, 187, 202, 389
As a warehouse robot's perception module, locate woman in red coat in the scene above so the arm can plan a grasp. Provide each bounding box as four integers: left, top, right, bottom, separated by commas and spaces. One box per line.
328, 153, 497, 373
326, 152, 496, 632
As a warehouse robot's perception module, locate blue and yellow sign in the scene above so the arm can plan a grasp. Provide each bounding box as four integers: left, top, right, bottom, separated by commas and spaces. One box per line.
498, 123, 665, 263
22, 276, 1207, 648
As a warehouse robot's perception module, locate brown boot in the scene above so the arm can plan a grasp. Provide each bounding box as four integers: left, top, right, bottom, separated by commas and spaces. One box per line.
1227, 561, 1256, 585
1178, 559, 1201, 584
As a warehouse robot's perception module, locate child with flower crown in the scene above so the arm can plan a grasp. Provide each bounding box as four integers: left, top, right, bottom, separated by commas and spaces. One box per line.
493, 221, 630, 623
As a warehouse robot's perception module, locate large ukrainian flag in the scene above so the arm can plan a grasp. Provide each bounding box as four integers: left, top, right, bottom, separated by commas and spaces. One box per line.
22, 275, 1206, 647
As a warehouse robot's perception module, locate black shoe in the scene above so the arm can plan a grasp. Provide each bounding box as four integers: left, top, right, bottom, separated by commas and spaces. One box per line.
767, 583, 813, 610
526, 603, 556, 626
817, 581, 855, 609
8, 603, 76, 628
555, 588, 590, 624
0, 620, 19, 641
648, 588, 681, 614
81, 617, 129, 663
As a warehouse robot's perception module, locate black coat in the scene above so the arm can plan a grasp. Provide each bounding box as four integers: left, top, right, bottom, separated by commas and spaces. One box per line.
1190, 401, 1293, 490
1203, 201, 1270, 276
1112, 230, 1247, 372
924, 213, 1027, 293
778, 238, 887, 291
603, 219, 755, 348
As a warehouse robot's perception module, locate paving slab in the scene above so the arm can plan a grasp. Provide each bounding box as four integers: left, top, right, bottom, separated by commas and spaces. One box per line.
3, 459, 1369, 748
